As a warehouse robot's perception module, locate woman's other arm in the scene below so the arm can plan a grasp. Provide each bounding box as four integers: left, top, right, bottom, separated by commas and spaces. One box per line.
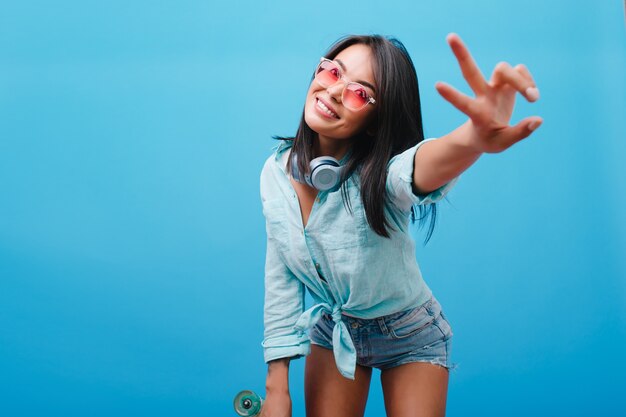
261, 358, 293, 417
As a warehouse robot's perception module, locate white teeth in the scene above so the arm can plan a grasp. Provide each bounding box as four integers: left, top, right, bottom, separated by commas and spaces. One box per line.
317, 99, 338, 118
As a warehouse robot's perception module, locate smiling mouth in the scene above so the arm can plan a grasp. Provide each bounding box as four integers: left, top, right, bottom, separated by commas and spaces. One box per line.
316, 98, 340, 119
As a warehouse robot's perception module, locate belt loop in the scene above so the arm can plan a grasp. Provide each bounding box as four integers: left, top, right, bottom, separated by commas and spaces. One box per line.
426, 295, 437, 317
377, 317, 389, 335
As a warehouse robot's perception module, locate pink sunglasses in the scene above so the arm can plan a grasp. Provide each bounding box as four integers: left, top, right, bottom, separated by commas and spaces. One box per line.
314, 58, 376, 111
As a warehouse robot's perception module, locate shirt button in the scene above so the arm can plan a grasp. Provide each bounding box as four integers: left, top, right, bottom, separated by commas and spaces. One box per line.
315, 263, 320, 269
315, 197, 320, 203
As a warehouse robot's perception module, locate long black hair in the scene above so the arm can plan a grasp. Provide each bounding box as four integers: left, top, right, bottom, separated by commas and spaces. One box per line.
278, 34, 438, 242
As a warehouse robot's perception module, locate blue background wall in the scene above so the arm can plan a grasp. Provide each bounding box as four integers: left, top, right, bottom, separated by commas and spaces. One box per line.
1, 1, 625, 416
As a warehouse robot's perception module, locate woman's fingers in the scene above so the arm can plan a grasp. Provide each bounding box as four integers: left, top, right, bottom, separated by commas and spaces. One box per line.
491, 61, 540, 102
435, 81, 480, 119
495, 116, 544, 151
439, 34, 543, 148
446, 33, 488, 96
515, 64, 537, 86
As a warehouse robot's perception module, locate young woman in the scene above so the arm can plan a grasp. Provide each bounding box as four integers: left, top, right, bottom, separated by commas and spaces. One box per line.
259, 33, 541, 417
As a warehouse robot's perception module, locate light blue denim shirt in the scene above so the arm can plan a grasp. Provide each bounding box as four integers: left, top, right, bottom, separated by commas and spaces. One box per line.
260, 138, 458, 379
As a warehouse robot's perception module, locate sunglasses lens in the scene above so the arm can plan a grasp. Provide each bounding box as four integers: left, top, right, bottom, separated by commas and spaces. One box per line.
343, 84, 370, 110
316, 61, 340, 87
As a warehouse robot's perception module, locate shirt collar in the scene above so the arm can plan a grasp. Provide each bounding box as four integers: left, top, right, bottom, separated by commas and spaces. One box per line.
274, 140, 293, 175
274, 140, 353, 174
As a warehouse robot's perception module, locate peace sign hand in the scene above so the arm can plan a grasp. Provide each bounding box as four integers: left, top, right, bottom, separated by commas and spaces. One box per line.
435, 33, 543, 154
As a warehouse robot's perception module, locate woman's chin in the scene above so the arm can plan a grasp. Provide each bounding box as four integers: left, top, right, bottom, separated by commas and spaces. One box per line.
305, 113, 344, 138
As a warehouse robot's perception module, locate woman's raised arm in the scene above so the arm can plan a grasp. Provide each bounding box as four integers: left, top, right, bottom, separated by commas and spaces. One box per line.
412, 33, 543, 195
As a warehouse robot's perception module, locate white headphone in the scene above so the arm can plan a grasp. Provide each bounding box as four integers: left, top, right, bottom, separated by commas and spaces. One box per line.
290, 152, 345, 191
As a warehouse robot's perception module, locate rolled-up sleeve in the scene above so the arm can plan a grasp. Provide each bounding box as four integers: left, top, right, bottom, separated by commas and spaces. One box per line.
261, 236, 309, 363
386, 138, 459, 212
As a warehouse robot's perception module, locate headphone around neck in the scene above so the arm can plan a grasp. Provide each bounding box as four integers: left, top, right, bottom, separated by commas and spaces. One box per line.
290, 151, 345, 191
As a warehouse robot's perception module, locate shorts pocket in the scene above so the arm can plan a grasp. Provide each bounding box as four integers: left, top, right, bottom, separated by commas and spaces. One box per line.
386, 302, 436, 339
310, 314, 334, 348
437, 311, 454, 339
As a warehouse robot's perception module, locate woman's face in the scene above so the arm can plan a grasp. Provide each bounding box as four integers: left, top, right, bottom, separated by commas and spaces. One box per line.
304, 43, 377, 141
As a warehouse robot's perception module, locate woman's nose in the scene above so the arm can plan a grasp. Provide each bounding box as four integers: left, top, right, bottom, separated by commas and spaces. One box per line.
326, 81, 344, 102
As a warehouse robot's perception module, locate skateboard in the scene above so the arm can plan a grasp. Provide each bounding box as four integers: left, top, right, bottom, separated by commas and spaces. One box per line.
233, 390, 264, 416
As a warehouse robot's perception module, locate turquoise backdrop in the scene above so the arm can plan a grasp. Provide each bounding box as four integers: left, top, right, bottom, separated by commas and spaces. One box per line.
1, 1, 625, 416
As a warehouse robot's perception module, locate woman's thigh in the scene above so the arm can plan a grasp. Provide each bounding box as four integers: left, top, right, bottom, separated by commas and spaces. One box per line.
305, 345, 372, 417
380, 361, 449, 417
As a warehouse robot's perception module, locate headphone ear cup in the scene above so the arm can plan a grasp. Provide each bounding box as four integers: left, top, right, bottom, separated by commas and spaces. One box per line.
291, 151, 318, 187
310, 157, 342, 191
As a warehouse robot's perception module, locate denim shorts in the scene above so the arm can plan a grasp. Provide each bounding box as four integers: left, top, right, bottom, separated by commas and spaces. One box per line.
309, 295, 458, 372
